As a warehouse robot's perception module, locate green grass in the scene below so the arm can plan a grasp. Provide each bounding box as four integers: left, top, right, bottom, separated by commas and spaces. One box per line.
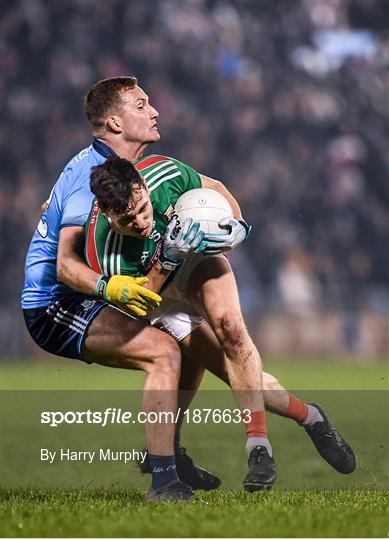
1, 357, 388, 537
1, 488, 388, 537
1, 355, 388, 390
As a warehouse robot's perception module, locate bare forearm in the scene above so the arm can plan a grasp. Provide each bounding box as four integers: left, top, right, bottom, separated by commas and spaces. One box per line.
200, 174, 242, 219
57, 226, 101, 296
57, 253, 101, 296
213, 181, 242, 219
144, 262, 172, 293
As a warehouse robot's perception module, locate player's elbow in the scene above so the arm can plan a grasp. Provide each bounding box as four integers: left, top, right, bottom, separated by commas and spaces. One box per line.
56, 258, 65, 283
200, 174, 223, 191
56, 256, 71, 285
209, 179, 223, 193
57, 226, 85, 286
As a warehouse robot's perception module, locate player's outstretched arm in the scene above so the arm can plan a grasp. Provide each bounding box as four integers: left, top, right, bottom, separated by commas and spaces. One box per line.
57, 226, 161, 316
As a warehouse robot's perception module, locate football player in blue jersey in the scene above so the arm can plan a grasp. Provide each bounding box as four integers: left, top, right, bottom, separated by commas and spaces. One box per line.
22, 77, 203, 501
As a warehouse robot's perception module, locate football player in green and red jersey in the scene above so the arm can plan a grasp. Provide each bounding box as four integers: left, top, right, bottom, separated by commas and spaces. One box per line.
85, 156, 356, 492
86, 154, 279, 493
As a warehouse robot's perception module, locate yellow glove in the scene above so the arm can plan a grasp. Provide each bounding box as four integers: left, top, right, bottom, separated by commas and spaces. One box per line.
96, 275, 162, 317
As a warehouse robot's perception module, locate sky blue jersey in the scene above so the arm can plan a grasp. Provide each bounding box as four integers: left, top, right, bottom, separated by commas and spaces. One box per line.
21, 140, 113, 308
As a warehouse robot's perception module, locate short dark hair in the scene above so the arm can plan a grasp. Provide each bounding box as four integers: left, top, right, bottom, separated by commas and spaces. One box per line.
85, 76, 138, 131
90, 157, 146, 215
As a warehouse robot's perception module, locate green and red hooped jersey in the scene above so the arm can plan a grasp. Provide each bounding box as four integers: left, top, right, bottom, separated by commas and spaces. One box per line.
84, 154, 202, 278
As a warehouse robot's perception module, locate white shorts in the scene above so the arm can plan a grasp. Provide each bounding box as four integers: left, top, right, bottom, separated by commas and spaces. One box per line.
148, 253, 224, 341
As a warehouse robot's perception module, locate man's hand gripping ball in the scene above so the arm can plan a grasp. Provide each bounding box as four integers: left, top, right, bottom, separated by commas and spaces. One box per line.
200, 217, 252, 254
158, 216, 205, 270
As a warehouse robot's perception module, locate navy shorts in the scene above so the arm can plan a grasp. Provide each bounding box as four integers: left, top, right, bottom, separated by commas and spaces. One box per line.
23, 293, 108, 362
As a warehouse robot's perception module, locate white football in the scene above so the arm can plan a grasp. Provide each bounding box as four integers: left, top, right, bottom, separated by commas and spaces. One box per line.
175, 188, 233, 234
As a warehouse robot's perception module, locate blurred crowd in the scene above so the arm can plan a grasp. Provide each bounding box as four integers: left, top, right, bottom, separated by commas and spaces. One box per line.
1, 0, 388, 315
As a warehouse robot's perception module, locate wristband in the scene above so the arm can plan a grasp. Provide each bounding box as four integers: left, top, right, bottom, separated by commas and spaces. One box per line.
157, 252, 181, 271
156, 240, 181, 271
96, 275, 109, 300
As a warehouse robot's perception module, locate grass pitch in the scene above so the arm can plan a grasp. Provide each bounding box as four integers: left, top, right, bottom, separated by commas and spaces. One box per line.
1, 488, 388, 537
1, 356, 388, 537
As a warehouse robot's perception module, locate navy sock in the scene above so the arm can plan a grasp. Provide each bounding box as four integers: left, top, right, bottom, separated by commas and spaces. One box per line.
174, 432, 181, 453
149, 454, 178, 490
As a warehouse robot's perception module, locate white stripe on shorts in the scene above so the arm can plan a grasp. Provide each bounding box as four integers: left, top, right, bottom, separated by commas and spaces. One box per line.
46, 303, 88, 334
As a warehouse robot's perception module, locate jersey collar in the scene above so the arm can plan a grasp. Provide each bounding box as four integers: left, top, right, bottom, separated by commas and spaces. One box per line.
92, 138, 117, 158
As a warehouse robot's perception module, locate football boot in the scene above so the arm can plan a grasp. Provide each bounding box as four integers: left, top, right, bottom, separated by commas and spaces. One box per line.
243, 445, 277, 492
146, 479, 194, 502
139, 447, 221, 491
305, 403, 356, 474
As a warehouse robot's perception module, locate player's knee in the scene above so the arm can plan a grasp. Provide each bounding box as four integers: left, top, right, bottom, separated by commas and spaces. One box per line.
148, 336, 181, 378
262, 372, 280, 391
212, 312, 246, 355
